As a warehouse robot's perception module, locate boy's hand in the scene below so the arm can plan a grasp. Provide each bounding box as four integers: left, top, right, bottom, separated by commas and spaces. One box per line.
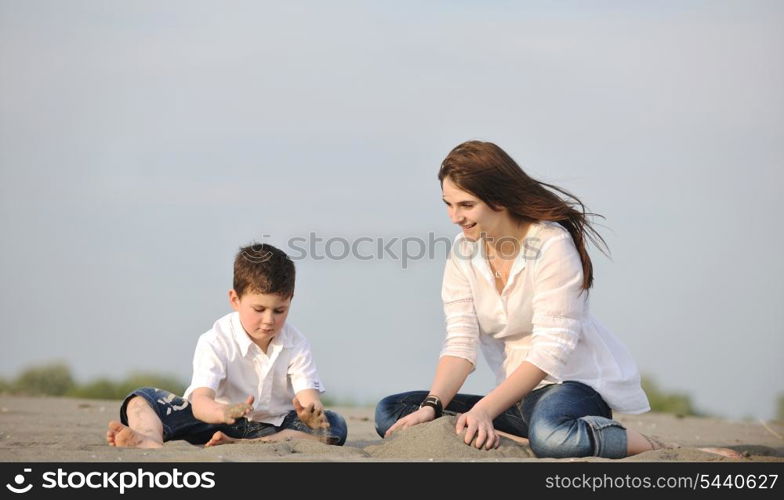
293, 397, 330, 430
221, 395, 255, 424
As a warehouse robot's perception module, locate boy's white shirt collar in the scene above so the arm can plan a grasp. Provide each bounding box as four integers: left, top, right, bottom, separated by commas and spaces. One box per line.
230, 311, 294, 357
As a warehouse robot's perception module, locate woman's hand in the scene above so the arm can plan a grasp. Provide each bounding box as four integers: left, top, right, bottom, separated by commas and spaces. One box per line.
385, 406, 435, 437
455, 406, 499, 450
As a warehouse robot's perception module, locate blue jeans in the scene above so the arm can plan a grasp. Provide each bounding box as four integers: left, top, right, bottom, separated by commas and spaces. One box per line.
375, 381, 627, 458
121, 387, 348, 446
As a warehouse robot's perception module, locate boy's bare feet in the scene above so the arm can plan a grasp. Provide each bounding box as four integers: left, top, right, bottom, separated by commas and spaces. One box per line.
204, 431, 238, 447
205, 429, 323, 447
106, 421, 163, 449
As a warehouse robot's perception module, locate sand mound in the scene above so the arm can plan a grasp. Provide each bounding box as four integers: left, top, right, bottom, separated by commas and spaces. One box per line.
365, 416, 534, 460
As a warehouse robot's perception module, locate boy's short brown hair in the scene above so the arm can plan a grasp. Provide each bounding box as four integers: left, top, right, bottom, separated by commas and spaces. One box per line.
233, 243, 295, 298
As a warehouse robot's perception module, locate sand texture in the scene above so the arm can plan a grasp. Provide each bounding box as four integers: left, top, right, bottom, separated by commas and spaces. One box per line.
1, 396, 782, 462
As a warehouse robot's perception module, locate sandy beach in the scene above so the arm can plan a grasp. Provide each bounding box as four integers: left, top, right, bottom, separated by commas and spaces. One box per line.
0, 395, 782, 462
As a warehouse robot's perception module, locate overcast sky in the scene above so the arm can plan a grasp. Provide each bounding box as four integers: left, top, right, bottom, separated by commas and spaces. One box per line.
1, 0, 782, 420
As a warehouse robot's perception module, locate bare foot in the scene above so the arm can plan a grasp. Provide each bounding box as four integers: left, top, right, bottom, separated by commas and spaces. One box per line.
496, 430, 530, 446
106, 421, 163, 449
645, 434, 744, 459
697, 447, 745, 459
204, 431, 238, 447
208, 429, 327, 446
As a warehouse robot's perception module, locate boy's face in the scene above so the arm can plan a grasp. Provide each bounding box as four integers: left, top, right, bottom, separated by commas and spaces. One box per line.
229, 289, 292, 349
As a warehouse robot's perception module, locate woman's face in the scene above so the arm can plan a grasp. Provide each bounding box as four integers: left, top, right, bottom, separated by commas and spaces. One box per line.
442, 177, 505, 242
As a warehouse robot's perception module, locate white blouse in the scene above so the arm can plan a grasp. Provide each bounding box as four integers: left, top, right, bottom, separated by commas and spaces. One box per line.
440, 221, 650, 414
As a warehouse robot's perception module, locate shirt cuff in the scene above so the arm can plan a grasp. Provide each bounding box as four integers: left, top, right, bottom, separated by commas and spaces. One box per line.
291, 377, 325, 394
523, 348, 567, 382
438, 351, 477, 372
185, 376, 221, 399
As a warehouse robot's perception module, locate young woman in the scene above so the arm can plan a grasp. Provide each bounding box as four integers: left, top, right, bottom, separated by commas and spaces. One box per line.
375, 141, 738, 459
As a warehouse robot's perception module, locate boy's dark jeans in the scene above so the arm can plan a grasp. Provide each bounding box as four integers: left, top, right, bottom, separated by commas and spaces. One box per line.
121, 387, 348, 446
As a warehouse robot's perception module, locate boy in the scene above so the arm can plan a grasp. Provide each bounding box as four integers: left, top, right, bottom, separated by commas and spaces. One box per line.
106, 243, 347, 448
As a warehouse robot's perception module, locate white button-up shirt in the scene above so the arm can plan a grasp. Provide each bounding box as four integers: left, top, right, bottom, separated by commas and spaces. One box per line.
183, 312, 325, 425
440, 221, 650, 414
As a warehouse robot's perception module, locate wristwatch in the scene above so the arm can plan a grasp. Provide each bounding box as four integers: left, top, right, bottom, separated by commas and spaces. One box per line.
419, 395, 443, 418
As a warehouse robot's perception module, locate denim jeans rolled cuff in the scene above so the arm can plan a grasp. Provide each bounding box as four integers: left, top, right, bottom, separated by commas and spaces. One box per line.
120, 386, 191, 442
528, 415, 628, 459
580, 415, 628, 459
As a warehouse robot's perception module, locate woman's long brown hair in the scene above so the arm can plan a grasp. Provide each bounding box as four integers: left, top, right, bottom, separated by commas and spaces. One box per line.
438, 140, 609, 291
